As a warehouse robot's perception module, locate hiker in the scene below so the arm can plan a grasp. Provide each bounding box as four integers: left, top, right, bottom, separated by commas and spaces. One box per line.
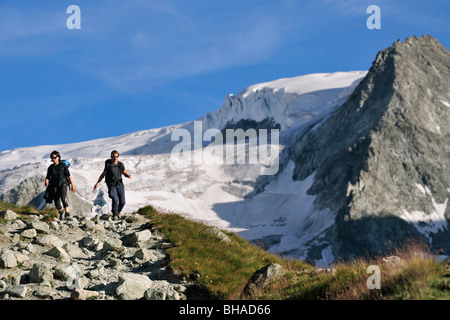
44, 150, 76, 220
93, 150, 131, 219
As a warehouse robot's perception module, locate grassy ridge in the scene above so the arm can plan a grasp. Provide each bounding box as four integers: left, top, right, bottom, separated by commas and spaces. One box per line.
138, 205, 450, 300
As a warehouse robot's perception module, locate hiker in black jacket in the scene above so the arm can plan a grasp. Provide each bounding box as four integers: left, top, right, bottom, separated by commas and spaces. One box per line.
45, 150, 76, 220
93, 150, 131, 220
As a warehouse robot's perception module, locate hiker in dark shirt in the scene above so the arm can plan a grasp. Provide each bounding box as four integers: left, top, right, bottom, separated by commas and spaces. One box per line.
93, 150, 131, 219
45, 150, 76, 220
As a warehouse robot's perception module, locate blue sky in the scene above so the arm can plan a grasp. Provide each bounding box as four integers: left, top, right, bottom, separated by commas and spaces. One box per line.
1, 0, 449, 152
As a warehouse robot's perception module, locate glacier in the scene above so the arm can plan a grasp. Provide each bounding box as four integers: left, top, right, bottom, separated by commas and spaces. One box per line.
0, 71, 367, 266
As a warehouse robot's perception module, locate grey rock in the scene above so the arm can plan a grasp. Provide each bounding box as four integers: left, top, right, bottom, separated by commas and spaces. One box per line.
45, 246, 71, 263
291, 35, 450, 261
0, 250, 17, 269
144, 287, 167, 300
37, 234, 65, 247
0, 210, 18, 220
204, 227, 231, 243
116, 273, 152, 300
29, 263, 53, 284
71, 289, 101, 300
20, 228, 37, 239
26, 221, 49, 234
134, 248, 158, 263
103, 239, 124, 253
243, 263, 285, 296
6, 285, 28, 298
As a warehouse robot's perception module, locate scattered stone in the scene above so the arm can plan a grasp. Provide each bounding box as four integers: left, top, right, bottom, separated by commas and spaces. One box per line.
33, 286, 55, 299
127, 230, 152, 245
134, 248, 158, 263
6, 285, 28, 298
29, 263, 54, 284
116, 273, 152, 300
71, 288, 101, 300
0, 210, 18, 220
54, 265, 81, 282
103, 239, 124, 253
0, 250, 17, 269
243, 263, 285, 297
144, 287, 167, 300
20, 228, 38, 239
37, 235, 65, 248
204, 227, 231, 243
0, 211, 193, 301
25, 221, 50, 234
44, 246, 71, 263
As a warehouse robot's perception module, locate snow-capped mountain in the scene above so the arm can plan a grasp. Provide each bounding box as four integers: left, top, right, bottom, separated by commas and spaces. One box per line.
2, 35, 448, 267
0, 70, 365, 266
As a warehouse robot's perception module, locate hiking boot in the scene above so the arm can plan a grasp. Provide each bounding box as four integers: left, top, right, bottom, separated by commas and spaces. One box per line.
65, 212, 71, 220
59, 211, 66, 220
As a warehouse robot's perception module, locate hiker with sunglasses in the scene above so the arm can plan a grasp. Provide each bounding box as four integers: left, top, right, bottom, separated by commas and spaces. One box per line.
45, 150, 76, 220
93, 150, 131, 220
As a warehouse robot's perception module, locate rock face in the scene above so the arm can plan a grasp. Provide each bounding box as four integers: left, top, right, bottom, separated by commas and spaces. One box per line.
292, 35, 450, 260
0, 210, 193, 300
0, 176, 93, 217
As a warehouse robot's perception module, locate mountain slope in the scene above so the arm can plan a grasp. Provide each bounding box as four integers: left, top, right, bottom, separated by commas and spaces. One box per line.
292, 35, 450, 260
0, 71, 365, 266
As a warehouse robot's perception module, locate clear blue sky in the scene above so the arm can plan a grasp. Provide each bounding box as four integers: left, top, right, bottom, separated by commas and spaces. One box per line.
1, 0, 449, 152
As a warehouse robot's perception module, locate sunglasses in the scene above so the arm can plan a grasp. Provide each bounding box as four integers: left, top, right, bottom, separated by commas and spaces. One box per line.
112, 155, 119, 158
51, 156, 59, 159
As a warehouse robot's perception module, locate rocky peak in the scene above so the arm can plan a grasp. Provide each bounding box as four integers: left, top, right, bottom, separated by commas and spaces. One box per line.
291, 35, 450, 260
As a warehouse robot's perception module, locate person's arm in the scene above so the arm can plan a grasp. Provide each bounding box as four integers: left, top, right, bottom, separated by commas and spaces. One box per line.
123, 169, 131, 179
45, 166, 51, 187
69, 176, 76, 193
94, 171, 107, 190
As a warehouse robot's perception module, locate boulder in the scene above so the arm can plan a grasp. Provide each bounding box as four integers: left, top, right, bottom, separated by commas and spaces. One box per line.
204, 227, 231, 243
29, 263, 53, 284
6, 285, 28, 298
45, 246, 71, 263
0, 250, 17, 269
103, 239, 125, 253
71, 289, 102, 300
26, 221, 50, 234
134, 248, 158, 263
116, 273, 152, 300
243, 263, 285, 296
37, 235, 65, 247
0, 210, 18, 220
21, 228, 38, 239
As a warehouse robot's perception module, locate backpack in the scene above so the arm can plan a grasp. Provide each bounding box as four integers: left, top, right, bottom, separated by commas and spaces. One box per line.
61, 159, 70, 168
52, 160, 71, 187
105, 159, 124, 187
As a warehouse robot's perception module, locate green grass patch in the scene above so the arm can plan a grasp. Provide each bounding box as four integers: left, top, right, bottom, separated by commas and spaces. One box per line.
138, 205, 450, 300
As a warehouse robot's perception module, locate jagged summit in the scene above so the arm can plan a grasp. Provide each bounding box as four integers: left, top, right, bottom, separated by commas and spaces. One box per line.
292, 35, 450, 260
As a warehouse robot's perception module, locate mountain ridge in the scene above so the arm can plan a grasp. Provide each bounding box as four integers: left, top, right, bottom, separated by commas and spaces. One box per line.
292, 35, 450, 260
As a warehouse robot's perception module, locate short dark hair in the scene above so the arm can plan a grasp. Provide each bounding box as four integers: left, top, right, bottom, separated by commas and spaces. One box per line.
50, 150, 61, 159
111, 150, 120, 157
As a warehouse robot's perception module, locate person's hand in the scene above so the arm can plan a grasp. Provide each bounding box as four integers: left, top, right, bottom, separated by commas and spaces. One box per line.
72, 185, 77, 193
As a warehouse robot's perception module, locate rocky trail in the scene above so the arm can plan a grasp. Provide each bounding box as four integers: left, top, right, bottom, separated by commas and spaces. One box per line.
0, 210, 196, 300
